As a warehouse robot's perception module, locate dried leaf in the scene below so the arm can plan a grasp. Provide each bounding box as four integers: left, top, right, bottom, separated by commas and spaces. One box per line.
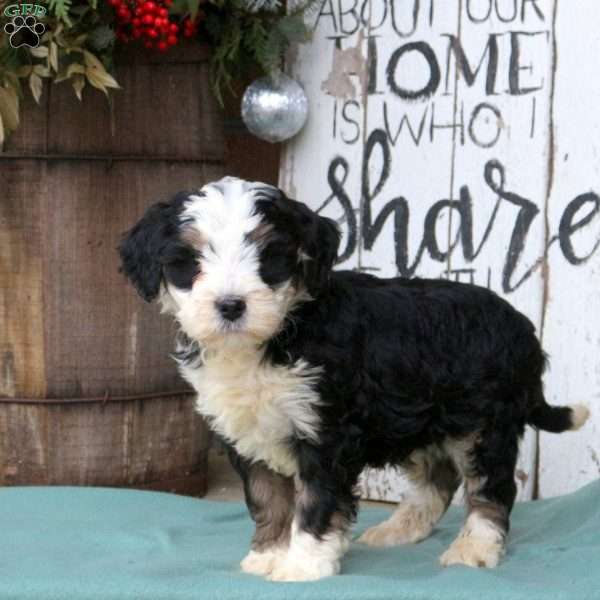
54, 62, 84, 83
82, 49, 104, 70
49, 42, 59, 72
33, 65, 51, 77
0, 86, 20, 131
29, 74, 43, 103
86, 66, 119, 91
0, 113, 5, 146
30, 45, 49, 58
72, 33, 87, 46
53, 25, 68, 48
85, 68, 107, 95
67, 63, 85, 77
72, 75, 85, 101
3, 72, 21, 90
83, 51, 120, 92
16, 66, 32, 78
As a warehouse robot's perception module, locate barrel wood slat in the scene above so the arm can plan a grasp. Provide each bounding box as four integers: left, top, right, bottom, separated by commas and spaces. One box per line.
0, 43, 221, 494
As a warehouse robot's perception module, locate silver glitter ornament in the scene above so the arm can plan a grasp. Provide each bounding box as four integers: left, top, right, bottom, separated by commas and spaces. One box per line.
241, 74, 308, 144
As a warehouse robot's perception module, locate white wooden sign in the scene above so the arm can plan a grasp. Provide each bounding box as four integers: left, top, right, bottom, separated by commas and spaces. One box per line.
280, 0, 600, 501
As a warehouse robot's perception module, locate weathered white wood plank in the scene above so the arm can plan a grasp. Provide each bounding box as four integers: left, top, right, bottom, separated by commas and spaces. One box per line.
538, 0, 600, 498
281, 0, 600, 503
444, 1, 557, 501
280, 3, 370, 271
357, 2, 457, 280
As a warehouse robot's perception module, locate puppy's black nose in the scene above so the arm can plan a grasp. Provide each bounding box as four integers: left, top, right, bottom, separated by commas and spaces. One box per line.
216, 296, 246, 321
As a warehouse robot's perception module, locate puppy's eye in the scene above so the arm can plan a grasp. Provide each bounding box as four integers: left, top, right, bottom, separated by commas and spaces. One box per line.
259, 240, 297, 287
162, 254, 200, 290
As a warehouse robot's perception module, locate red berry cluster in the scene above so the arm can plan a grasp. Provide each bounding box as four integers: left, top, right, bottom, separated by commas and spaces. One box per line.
108, 0, 201, 52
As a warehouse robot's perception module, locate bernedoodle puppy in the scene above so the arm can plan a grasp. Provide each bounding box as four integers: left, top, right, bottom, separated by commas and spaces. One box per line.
119, 177, 589, 581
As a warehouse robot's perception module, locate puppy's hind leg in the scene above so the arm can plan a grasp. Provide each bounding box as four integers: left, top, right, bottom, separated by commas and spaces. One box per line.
440, 430, 518, 568
359, 448, 460, 546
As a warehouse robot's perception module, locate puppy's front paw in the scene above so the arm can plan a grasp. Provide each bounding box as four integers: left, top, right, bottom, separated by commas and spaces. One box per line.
358, 521, 410, 547
358, 505, 434, 546
268, 555, 340, 582
440, 535, 504, 568
241, 548, 284, 576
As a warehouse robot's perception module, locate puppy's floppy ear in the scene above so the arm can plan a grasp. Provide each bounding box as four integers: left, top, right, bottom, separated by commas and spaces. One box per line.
297, 202, 340, 296
279, 194, 341, 297
119, 200, 178, 302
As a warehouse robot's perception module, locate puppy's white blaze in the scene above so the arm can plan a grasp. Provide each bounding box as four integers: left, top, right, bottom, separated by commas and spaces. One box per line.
183, 184, 263, 297
184, 178, 264, 233
268, 519, 348, 581
181, 343, 321, 476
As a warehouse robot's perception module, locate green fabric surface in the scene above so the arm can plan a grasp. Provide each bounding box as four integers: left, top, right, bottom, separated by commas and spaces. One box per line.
1, 481, 599, 600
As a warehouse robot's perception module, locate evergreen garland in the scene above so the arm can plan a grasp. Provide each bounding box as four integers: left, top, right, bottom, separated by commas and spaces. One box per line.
0, 0, 319, 140
202, 0, 319, 102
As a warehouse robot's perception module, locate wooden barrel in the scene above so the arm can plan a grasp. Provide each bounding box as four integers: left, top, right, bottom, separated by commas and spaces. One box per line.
0, 43, 219, 495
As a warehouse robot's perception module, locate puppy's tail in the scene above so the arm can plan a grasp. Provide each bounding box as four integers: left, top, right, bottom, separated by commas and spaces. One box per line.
528, 398, 590, 433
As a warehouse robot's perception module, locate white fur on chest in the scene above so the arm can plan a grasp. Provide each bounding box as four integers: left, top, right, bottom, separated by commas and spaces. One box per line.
180, 343, 322, 476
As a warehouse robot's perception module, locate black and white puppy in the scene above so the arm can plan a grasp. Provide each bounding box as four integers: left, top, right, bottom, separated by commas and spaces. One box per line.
119, 177, 589, 581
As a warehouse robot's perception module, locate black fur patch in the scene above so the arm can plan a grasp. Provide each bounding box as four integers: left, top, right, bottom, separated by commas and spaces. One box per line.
118, 192, 196, 301
257, 233, 299, 288
264, 272, 547, 535
171, 330, 202, 368
160, 242, 200, 291
254, 188, 340, 296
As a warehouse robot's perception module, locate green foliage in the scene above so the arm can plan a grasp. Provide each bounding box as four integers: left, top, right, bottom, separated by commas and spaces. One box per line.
276, 14, 311, 42
47, 0, 74, 25
87, 25, 116, 51
0, 0, 318, 137
206, 12, 243, 102
202, 0, 319, 103
170, 0, 202, 19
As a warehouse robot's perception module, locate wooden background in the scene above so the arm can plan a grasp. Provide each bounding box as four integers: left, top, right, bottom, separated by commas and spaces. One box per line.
0, 43, 279, 493
281, 0, 600, 501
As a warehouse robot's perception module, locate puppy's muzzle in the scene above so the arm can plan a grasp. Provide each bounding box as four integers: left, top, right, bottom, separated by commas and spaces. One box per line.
216, 296, 246, 322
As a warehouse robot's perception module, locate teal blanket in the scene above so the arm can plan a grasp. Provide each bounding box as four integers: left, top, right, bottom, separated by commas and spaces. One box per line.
2, 481, 599, 599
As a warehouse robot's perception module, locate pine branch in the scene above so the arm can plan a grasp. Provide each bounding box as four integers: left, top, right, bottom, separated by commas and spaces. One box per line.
47, 0, 73, 25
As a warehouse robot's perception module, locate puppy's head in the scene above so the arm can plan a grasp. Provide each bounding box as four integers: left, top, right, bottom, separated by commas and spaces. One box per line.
119, 177, 340, 346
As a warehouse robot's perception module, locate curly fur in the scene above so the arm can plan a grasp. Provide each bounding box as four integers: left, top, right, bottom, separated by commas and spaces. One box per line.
119, 176, 589, 581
